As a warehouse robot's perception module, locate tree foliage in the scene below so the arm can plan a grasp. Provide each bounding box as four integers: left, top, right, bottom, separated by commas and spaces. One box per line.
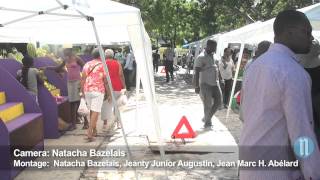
116, 0, 313, 46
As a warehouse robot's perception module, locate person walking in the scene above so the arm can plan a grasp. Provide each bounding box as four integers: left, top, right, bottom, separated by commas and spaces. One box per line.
123, 47, 135, 91
101, 49, 126, 130
81, 48, 110, 141
153, 49, 160, 73
218, 47, 235, 108
45, 48, 87, 130
194, 40, 222, 129
164, 45, 175, 82
240, 10, 320, 180
114, 48, 125, 67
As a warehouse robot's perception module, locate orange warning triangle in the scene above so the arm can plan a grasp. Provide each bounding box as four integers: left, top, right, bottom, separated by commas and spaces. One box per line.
171, 116, 196, 139
160, 67, 166, 73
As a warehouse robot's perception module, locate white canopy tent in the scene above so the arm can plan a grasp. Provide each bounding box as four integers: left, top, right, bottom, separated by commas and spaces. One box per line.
190, 3, 320, 119
218, 3, 320, 118
0, 0, 167, 178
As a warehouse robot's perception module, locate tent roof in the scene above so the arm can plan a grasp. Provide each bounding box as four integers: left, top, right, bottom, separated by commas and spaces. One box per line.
219, 3, 320, 45
0, 0, 141, 44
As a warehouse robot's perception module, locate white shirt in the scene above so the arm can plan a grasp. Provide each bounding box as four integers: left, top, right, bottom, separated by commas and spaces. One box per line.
240, 43, 320, 180
218, 58, 234, 80
124, 52, 134, 70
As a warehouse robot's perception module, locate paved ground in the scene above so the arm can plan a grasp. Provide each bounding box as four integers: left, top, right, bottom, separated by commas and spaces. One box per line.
15, 66, 242, 180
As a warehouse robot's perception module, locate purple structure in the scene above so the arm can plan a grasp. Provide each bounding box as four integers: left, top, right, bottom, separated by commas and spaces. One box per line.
79, 54, 93, 63
0, 59, 40, 113
34, 57, 68, 96
0, 65, 43, 180
0, 59, 65, 139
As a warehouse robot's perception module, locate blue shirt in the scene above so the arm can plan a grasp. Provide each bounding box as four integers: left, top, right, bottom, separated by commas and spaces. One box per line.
240, 43, 320, 180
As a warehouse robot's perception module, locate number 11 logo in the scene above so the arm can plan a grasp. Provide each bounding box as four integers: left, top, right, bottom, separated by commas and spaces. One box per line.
294, 136, 315, 158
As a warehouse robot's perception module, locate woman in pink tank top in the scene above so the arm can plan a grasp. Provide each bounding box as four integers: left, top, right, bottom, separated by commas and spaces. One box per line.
46, 48, 87, 130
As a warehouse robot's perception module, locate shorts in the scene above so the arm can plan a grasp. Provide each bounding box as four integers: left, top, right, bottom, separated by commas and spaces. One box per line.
84, 92, 105, 113
68, 80, 81, 102
101, 91, 122, 120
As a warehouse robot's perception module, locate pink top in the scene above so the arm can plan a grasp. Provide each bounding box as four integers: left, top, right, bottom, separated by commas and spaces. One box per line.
82, 59, 106, 93
66, 58, 81, 81
106, 59, 123, 91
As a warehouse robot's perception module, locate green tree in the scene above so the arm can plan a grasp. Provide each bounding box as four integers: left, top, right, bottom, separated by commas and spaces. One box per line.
116, 0, 314, 46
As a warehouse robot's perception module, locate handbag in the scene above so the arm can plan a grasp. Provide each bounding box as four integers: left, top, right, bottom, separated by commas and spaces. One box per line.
117, 90, 128, 107
78, 98, 89, 116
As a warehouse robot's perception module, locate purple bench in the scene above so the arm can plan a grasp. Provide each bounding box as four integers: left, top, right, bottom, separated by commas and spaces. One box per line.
0, 64, 43, 180
0, 59, 69, 139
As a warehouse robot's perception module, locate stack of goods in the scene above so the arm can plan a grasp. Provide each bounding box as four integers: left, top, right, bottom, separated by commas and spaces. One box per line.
1, 47, 24, 63
27, 43, 37, 58
39, 70, 64, 103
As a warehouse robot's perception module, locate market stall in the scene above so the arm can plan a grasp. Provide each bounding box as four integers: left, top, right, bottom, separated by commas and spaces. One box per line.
0, 58, 70, 138
0, 64, 43, 180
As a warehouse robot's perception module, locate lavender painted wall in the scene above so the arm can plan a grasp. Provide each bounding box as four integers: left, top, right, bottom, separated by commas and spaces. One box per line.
37, 85, 59, 138
0, 59, 22, 77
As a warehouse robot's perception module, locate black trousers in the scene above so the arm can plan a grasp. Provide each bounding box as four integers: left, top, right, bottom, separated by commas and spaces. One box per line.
153, 60, 159, 73
223, 79, 233, 106
313, 93, 320, 147
165, 60, 174, 82
124, 69, 133, 90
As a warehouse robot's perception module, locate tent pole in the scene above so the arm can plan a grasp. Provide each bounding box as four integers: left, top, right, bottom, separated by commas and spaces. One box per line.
0, 6, 77, 27
226, 43, 245, 119
90, 20, 139, 180
137, 17, 168, 178
135, 64, 141, 132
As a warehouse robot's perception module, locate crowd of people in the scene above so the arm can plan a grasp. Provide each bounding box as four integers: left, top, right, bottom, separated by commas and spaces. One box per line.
14, 7, 320, 179
193, 9, 320, 180
16, 46, 135, 142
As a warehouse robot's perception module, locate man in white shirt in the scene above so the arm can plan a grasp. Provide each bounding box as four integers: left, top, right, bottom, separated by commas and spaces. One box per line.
218, 47, 235, 108
240, 10, 320, 180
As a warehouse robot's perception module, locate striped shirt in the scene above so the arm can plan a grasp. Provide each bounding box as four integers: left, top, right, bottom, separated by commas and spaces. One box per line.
240, 43, 320, 180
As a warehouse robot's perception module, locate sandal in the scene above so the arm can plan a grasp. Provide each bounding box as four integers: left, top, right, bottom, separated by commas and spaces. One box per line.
84, 136, 95, 142
82, 123, 89, 130
116, 121, 121, 129
68, 125, 77, 131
